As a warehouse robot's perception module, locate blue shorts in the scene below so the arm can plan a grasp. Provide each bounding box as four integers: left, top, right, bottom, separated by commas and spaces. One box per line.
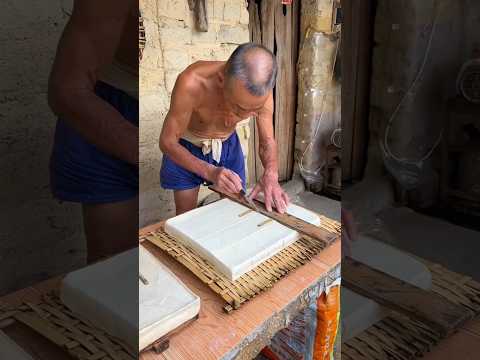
50, 81, 138, 204
160, 131, 246, 191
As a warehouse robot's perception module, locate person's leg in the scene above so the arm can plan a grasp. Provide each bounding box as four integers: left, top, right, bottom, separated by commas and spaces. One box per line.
174, 187, 200, 215
82, 196, 138, 264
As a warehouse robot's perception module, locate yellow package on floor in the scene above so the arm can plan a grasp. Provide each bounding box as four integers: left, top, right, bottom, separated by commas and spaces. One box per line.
314, 286, 340, 360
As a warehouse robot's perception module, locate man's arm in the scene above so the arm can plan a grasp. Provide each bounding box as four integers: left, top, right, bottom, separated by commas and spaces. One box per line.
159, 72, 243, 194
48, 0, 138, 165
250, 92, 289, 213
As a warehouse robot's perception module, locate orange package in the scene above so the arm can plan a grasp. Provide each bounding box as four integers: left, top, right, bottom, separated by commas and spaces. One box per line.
313, 286, 340, 360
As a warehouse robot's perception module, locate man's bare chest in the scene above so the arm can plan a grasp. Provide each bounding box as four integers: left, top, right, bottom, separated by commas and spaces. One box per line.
189, 103, 242, 137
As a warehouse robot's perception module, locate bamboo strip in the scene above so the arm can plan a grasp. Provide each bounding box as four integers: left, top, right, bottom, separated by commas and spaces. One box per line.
145, 217, 340, 312
343, 259, 480, 359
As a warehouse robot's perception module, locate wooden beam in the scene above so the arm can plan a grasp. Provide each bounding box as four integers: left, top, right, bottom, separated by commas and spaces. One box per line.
247, 1, 262, 185
274, 2, 298, 182
350, 0, 373, 179
209, 186, 338, 245
343, 257, 473, 337
341, 0, 373, 181
194, 0, 208, 32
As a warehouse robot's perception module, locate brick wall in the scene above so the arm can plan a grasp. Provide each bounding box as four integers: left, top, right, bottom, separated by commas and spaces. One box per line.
140, 0, 250, 226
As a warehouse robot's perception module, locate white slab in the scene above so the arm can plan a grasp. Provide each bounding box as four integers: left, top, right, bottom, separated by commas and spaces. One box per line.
0, 331, 34, 360
139, 245, 200, 351
341, 235, 432, 340
165, 198, 321, 281
60, 248, 139, 353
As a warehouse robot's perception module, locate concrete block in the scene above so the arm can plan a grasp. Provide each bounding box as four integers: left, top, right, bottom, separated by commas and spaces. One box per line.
165, 70, 181, 94
140, 0, 156, 21
239, 1, 249, 25
188, 46, 217, 63
143, 18, 161, 49
219, 43, 239, 60
213, 0, 226, 20
159, 0, 188, 21
191, 26, 218, 43
140, 47, 163, 70
140, 92, 169, 120
217, 24, 249, 44
140, 68, 166, 94
159, 17, 192, 45
163, 48, 190, 70
223, 0, 241, 23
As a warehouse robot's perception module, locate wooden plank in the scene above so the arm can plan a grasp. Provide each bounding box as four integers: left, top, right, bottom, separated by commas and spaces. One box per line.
350, 0, 373, 179
209, 186, 338, 245
247, 0, 262, 185
421, 328, 480, 360
343, 257, 473, 337
252, 0, 276, 182
260, 0, 275, 52
274, 2, 297, 182
194, 0, 208, 32
340, 0, 354, 181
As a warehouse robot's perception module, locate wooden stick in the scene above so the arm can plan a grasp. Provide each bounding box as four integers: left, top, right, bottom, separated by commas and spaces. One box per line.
209, 186, 338, 245
343, 257, 473, 337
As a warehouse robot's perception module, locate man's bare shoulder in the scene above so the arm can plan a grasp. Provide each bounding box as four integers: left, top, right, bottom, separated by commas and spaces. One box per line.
175, 61, 225, 97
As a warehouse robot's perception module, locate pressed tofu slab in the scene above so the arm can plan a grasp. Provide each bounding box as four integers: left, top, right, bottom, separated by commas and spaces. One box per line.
165, 198, 321, 281
139, 245, 200, 351
61, 248, 139, 353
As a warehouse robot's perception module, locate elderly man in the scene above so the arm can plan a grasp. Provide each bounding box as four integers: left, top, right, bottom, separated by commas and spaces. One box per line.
48, 0, 139, 263
160, 43, 289, 215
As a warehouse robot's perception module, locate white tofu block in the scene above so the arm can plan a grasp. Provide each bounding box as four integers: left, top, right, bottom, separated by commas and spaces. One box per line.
139, 245, 200, 351
165, 198, 321, 281
0, 331, 34, 360
342, 235, 432, 340
61, 249, 139, 353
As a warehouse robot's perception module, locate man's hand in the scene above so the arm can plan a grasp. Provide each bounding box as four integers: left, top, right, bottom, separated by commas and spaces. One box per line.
250, 170, 289, 213
208, 166, 243, 194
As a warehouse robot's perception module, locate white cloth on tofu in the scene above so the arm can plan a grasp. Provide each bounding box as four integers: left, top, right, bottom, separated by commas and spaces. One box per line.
0, 331, 35, 360
139, 246, 200, 351
341, 235, 432, 340
60, 248, 139, 353
165, 198, 321, 281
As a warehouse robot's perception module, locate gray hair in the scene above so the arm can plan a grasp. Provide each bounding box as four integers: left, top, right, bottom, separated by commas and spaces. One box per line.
225, 43, 277, 96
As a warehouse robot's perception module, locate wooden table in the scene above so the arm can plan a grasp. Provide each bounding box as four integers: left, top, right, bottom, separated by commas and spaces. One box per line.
0, 222, 340, 360
422, 316, 480, 359
139, 222, 341, 360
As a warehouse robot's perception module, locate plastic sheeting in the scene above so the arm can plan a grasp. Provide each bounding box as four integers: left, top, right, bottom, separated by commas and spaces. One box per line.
295, 28, 341, 187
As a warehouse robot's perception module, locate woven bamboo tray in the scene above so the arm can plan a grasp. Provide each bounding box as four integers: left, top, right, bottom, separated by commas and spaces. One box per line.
0, 294, 135, 360
141, 215, 341, 313
342, 260, 480, 360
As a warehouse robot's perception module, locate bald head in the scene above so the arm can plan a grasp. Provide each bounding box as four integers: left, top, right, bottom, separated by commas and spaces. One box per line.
225, 43, 277, 96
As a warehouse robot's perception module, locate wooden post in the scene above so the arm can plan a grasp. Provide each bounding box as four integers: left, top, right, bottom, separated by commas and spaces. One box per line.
247, 0, 300, 183
341, 0, 374, 181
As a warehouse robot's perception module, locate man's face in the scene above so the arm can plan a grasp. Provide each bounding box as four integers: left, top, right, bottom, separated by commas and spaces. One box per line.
224, 78, 269, 119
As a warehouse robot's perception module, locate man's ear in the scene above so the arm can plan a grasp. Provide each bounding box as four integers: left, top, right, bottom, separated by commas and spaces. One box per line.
218, 71, 225, 86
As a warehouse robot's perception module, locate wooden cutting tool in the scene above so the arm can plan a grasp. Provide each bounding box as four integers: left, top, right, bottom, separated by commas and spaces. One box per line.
209, 186, 338, 245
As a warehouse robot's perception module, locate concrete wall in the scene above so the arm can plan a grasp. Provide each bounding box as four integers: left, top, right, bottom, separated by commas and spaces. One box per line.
139, 0, 250, 227
0, 1, 84, 295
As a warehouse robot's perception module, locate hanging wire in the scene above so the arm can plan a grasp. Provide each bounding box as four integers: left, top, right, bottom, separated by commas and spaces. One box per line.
381, 0, 444, 166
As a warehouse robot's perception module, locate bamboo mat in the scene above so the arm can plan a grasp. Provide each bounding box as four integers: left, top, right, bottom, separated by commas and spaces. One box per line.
0, 294, 135, 360
141, 215, 341, 313
342, 260, 480, 360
